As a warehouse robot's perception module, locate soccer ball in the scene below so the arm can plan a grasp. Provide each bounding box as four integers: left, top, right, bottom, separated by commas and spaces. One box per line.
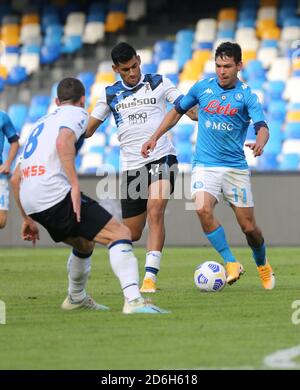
194, 261, 227, 292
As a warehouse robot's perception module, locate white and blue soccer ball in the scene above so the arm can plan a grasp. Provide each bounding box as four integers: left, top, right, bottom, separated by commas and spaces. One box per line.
194, 261, 227, 292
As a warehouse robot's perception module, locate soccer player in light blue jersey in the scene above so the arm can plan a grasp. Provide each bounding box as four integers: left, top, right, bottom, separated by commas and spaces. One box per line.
141, 42, 275, 290
0, 111, 19, 229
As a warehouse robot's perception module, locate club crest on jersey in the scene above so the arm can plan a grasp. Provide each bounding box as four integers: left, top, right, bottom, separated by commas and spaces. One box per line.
204, 100, 238, 116
234, 93, 244, 101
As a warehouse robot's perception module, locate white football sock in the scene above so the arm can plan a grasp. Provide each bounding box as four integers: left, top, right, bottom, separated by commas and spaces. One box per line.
67, 250, 91, 302
108, 240, 141, 302
145, 251, 162, 282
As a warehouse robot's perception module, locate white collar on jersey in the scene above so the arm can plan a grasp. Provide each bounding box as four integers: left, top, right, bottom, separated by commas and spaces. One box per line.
120, 73, 145, 90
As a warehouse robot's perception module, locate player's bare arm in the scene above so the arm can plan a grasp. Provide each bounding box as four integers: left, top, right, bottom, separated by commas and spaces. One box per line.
186, 106, 198, 121
56, 128, 81, 222
85, 116, 103, 138
10, 164, 40, 244
245, 126, 269, 157
0, 140, 19, 174
141, 108, 183, 157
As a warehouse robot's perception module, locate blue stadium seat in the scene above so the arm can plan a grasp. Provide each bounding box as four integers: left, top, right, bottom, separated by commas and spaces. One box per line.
237, 19, 256, 28
176, 29, 194, 44
194, 42, 213, 50
0, 78, 4, 93
261, 39, 278, 48
27, 95, 50, 122
279, 154, 300, 170
264, 81, 285, 102
282, 17, 300, 27
217, 29, 235, 39
6, 66, 28, 86
165, 73, 179, 85
173, 124, 194, 142
8, 104, 28, 132
87, 12, 106, 23
62, 36, 82, 54
244, 60, 265, 80
267, 120, 284, 141
45, 24, 63, 38
257, 153, 278, 171
268, 101, 286, 122
285, 122, 300, 139
176, 142, 193, 164
77, 71, 95, 92
142, 63, 157, 74
153, 40, 174, 64
40, 45, 60, 64
263, 138, 282, 155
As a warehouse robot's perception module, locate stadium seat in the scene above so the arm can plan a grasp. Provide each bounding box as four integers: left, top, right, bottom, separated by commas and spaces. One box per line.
83, 22, 105, 44
8, 103, 28, 132
105, 11, 126, 33
40, 45, 60, 65
19, 52, 40, 74
278, 153, 300, 170
257, 152, 278, 170
6, 65, 27, 85
62, 35, 82, 54
79, 153, 104, 175
127, 0, 146, 21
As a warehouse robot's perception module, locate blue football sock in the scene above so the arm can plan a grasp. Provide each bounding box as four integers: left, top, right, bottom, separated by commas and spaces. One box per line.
205, 225, 236, 264
250, 242, 266, 266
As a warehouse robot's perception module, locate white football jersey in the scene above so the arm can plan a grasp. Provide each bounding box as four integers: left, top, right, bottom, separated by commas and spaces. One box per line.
20, 105, 88, 215
92, 74, 183, 170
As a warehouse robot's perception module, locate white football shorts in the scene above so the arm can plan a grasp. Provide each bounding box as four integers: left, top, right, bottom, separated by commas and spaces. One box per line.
0, 177, 9, 211
191, 166, 254, 207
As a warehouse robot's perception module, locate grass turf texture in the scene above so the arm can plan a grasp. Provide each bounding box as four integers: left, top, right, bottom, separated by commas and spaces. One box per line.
0, 247, 299, 370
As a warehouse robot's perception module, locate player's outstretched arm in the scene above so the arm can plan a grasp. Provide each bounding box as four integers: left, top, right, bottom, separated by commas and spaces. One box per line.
245, 126, 269, 157
10, 164, 40, 245
85, 116, 103, 138
56, 128, 81, 222
141, 108, 183, 157
0, 140, 19, 175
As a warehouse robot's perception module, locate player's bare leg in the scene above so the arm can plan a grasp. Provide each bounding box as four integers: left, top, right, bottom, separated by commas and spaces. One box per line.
0, 210, 7, 229
123, 211, 146, 242
194, 191, 244, 285
231, 205, 275, 289
140, 180, 169, 292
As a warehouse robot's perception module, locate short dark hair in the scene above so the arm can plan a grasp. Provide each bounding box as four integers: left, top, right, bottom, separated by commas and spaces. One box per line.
57, 77, 85, 103
215, 42, 242, 64
111, 42, 137, 65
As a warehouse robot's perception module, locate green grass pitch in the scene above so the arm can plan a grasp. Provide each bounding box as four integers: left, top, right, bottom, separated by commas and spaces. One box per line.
0, 247, 299, 370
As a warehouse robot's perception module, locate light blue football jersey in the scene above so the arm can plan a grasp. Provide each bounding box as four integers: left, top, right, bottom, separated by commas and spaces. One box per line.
0, 111, 19, 168
175, 77, 267, 169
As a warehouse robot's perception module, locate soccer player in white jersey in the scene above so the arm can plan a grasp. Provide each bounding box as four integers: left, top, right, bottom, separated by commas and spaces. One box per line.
11, 77, 168, 314
142, 42, 275, 290
0, 111, 19, 229
86, 42, 197, 293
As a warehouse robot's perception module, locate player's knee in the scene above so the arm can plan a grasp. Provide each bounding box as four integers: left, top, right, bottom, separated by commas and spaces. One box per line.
131, 229, 143, 241
0, 215, 7, 229
240, 222, 256, 236
196, 205, 213, 222
77, 241, 95, 254
114, 223, 132, 241
147, 209, 164, 225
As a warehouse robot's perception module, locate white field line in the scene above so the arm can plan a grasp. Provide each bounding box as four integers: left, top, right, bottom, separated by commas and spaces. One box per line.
264, 344, 300, 369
